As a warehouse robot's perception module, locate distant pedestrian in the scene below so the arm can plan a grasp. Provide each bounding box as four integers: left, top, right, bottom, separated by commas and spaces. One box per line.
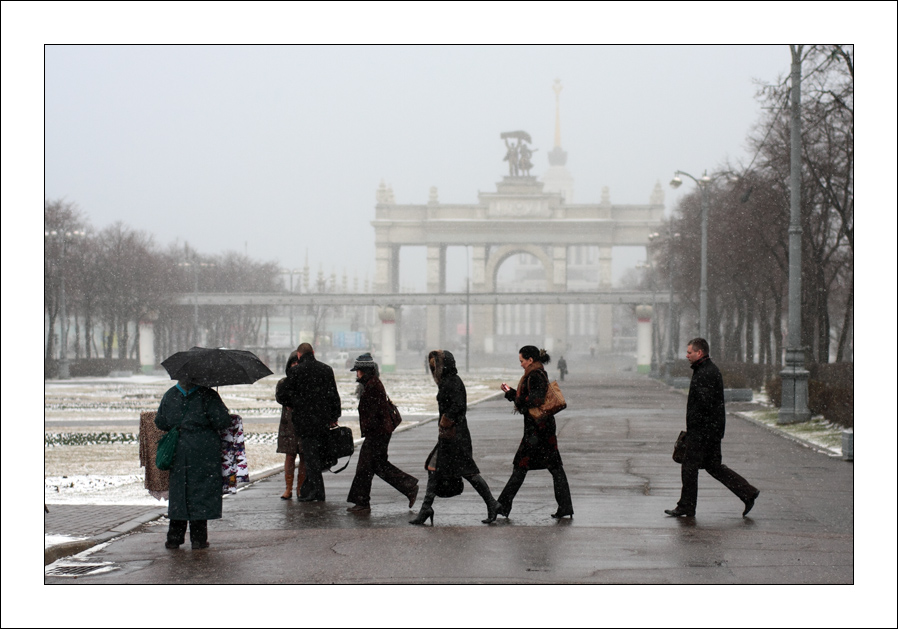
496, 346, 573, 519
665, 338, 760, 518
410, 350, 500, 525
346, 353, 419, 512
275, 351, 305, 500
155, 378, 232, 550
276, 343, 342, 502
557, 355, 568, 381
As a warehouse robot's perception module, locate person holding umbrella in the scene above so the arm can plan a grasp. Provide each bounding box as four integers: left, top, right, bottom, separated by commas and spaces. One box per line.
158, 346, 273, 549
155, 377, 233, 550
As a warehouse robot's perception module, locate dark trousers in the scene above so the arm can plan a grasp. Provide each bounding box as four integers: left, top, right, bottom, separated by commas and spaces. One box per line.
298, 435, 326, 500
347, 433, 418, 506
167, 519, 207, 545
497, 465, 573, 514
677, 459, 757, 513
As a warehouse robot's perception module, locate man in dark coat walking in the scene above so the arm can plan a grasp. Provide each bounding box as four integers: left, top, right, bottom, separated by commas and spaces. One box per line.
276, 343, 341, 502
665, 338, 760, 518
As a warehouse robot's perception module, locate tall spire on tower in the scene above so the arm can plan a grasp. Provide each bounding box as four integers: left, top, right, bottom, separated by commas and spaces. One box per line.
548, 79, 568, 166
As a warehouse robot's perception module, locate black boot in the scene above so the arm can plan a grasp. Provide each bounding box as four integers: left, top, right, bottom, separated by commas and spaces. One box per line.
408, 504, 434, 525
409, 485, 436, 525
468, 474, 500, 524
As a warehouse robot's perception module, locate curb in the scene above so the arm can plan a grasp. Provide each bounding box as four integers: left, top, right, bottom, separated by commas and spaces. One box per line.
45, 389, 507, 567
733, 411, 843, 458
44, 507, 167, 566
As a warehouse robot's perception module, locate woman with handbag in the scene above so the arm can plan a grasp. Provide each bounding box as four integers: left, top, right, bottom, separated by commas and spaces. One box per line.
276, 352, 306, 500
346, 353, 419, 512
496, 346, 574, 519
409, 350, 501, 525
155, 378, 233, 549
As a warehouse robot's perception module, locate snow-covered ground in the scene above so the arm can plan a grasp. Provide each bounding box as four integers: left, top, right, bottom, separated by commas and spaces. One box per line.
44, 369, 516, 508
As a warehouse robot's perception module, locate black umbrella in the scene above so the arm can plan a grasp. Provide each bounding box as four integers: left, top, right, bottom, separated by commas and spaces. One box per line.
161, 346, 273, 387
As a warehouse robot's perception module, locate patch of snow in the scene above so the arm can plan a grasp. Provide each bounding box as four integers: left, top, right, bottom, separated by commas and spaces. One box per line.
45, 534, 88, 549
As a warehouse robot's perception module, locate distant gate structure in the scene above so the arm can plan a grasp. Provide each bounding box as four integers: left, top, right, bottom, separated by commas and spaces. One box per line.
373, 131, 665, 359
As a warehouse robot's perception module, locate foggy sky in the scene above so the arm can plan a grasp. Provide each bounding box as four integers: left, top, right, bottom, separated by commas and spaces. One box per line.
42, 43, 797, 290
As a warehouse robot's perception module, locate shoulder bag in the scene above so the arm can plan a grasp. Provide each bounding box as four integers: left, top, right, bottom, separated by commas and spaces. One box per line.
527, 379, 567, 420
155, 426, 180, 471
383, 397, 402, 434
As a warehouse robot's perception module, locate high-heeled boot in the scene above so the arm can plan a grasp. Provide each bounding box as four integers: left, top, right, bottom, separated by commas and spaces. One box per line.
409, 492, 435, 525
281, 458, 295, 500
467, 474, 500, 524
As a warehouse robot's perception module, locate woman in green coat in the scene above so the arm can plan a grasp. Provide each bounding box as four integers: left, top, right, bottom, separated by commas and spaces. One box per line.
155, 379, 232, 549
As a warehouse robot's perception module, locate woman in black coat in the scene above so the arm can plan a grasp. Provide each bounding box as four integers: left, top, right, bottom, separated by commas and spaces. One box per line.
346, 353, 419, 512
496, 345, 574, 519
409, 350, 500, 525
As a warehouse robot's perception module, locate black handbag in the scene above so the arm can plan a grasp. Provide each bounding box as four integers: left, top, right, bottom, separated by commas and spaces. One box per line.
430, 471, 464, 498
673, 431, 688, 464
324, 425, 355, 473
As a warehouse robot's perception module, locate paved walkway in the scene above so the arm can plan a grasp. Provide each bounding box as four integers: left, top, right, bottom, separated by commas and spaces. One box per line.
45, 365, 854, 585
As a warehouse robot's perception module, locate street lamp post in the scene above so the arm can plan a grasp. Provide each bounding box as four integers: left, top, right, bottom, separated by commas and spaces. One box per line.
664, 228, 681, 383
669, 170, 711, 339
638, 236, 660, 377
179, 260, 213, 345
669, 170, 739, 340
281, 268, 302, 349
45, 230, 85, 379
779, 45, 811, 425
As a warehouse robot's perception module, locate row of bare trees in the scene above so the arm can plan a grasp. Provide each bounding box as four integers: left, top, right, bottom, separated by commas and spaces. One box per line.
648, 45, 853, 366
45, 200, 281, 364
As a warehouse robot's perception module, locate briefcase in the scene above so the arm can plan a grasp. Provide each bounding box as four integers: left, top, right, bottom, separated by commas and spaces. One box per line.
672, 431, 688, 464
325, 425, 355, 473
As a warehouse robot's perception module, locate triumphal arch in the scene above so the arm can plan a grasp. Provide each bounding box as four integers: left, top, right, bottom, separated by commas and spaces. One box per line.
372, 125, 666, 356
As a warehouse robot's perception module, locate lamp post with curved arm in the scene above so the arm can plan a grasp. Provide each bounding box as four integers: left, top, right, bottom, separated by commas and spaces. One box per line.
669, 170, 712, 339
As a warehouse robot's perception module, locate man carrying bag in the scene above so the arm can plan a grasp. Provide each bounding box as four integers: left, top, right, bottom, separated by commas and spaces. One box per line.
276, 343, 342, 502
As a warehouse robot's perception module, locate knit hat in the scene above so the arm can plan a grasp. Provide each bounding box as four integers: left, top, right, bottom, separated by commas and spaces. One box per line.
350, 352, 377, 371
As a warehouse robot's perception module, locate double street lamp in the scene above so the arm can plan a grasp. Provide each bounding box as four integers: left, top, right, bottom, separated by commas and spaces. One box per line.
669, 169, 738, 340
45, 229, 86, 379
280, 268, 302, 349
178, 260, 214, 345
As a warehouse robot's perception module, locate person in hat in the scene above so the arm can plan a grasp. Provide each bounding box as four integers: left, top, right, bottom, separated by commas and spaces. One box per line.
346, 353, 419, 512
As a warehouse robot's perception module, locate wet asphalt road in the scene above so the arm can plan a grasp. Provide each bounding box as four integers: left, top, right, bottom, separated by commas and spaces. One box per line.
46, 362, 853, 584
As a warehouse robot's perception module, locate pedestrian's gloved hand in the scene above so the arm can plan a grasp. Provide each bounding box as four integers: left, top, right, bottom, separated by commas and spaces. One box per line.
438, 414, 456, 439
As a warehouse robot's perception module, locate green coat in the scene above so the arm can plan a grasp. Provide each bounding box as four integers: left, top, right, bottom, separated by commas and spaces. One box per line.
155, 385, 232, 520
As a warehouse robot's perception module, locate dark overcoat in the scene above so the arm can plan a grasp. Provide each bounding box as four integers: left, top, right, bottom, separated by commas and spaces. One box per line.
276, 353, 341, 439
425, 350, 480, 478
504, 364, 563, 470
683, 356, 727, 468
275, 377, 300, 454
357, 375, 392, 437
154, 385, 232, 520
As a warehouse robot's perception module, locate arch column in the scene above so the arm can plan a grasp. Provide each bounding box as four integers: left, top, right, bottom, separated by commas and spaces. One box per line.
425, 244, 446, 350
546, 245, 568, 353
597, 246, 613, 352
470, 245, 493, 353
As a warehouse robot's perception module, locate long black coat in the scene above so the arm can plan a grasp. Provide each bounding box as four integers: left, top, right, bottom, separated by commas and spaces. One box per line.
683, 356, 726, 468
425, 350, 479, 478
504, 365, 563, 470
155, 385, 232, 520
276, 352, 341, 439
